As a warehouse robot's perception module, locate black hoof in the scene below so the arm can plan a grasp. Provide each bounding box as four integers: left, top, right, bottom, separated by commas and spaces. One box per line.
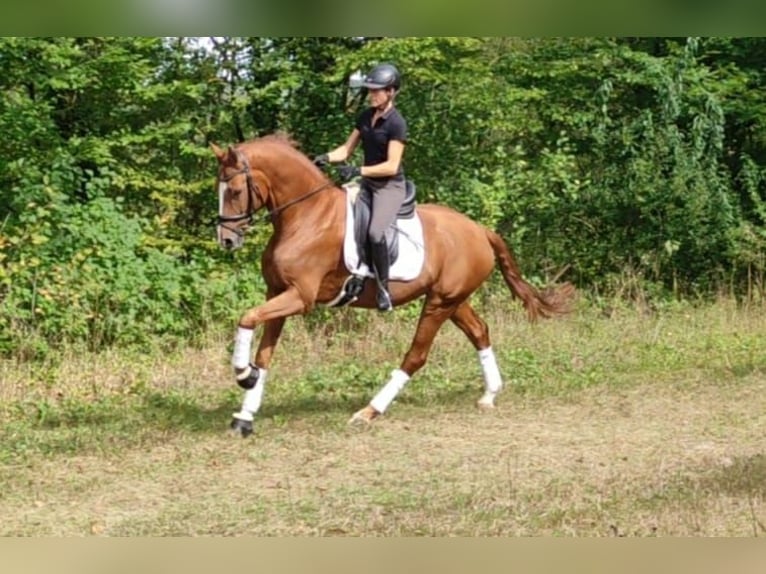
230, 417, 253, 438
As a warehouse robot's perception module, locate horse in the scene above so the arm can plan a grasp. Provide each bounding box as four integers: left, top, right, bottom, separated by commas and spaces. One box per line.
212, 133, 574, 437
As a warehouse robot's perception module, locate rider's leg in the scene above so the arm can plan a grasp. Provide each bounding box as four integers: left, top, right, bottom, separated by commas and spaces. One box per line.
367, 179, 406, 312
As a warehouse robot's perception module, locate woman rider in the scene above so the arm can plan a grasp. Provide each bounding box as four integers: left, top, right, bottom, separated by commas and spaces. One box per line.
314, 63, 407, 312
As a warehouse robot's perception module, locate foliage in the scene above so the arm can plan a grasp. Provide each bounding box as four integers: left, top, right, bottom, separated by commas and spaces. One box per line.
0, 192, 264, 358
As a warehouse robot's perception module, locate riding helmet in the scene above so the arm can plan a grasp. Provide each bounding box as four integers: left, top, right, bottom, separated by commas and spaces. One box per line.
361, 63, 401, 91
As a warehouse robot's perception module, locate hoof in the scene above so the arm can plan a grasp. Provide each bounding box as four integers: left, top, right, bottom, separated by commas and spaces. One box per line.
230, 417, 253, 438
348, 405, 379, 426
477, 392, 497, 410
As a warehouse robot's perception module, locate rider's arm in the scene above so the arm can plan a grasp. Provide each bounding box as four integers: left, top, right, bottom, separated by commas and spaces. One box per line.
361, 140, 405, 178
327, 129, 360, 163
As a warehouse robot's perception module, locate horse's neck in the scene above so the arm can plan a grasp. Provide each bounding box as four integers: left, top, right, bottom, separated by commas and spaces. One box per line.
268, 178, 342, 234
248, 145, 340, 229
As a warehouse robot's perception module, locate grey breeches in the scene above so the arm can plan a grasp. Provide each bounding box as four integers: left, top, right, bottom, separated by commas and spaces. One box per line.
363, 178, 406, 244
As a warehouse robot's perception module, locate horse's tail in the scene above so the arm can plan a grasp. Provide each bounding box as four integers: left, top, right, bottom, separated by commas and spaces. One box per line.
486, 229, 575, 322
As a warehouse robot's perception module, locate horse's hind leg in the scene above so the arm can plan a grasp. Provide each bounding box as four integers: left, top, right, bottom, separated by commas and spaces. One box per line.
350, 298, 456, 424
450, 301, 503, 409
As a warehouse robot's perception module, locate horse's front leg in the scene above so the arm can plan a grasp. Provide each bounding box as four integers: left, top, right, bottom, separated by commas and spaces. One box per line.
230, 287, 306, 437
230, 316, 286, 436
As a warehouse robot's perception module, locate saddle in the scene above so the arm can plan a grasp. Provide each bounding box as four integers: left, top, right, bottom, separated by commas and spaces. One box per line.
325, 181, 425, 308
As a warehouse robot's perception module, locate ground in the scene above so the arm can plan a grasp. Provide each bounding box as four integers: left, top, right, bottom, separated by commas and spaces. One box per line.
1, 299, 765, 535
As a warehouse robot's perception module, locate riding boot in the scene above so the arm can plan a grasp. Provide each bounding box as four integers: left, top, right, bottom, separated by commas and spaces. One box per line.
370, 239, 393, 312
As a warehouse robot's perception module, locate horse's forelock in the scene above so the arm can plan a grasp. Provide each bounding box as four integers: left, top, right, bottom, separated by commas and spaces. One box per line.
225, 146, 239, 165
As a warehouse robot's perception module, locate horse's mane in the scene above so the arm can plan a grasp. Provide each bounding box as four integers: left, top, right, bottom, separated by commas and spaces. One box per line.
238, 132, 303, 156
258, 132, 301, 150
238, 132, 325, 176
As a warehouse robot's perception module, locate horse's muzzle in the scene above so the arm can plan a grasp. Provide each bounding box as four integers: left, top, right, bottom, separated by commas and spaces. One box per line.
217, 224, 246, 250
220, 235, 244, 250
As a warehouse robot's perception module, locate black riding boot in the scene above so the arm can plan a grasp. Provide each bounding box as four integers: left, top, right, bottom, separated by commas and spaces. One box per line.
370, 240, 393, 312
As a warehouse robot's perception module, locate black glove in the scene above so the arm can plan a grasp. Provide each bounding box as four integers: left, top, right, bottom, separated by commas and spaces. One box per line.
312, 154, 329, 168
338, 164, 361, 183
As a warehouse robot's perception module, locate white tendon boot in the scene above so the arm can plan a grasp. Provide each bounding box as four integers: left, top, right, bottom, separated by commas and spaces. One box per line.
230, 327, 268, 424
233, 368, 268, 422
349, 369, 411, 424
369, 369, 411, 414
477, 347, 503, 408
232, 326, 254, 371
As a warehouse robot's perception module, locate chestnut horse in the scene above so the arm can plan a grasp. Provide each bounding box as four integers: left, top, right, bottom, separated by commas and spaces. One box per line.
213, 134, 573, 437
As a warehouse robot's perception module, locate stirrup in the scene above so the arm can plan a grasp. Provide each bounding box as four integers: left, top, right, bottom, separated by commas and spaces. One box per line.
376, 289, 393, 312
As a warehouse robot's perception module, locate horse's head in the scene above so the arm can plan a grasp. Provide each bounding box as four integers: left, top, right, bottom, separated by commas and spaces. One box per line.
212, 143, 265, 250
213, 135, 337, 250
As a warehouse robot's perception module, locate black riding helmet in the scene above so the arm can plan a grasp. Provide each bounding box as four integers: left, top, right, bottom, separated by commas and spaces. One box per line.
361, 63, 401, 91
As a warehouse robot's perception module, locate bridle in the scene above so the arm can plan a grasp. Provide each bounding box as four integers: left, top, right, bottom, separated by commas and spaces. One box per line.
216, 148, 334, 237
216, 150, 259, 235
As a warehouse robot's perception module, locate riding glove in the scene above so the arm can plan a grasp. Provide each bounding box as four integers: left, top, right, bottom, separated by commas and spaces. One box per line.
338, 165, 361, 182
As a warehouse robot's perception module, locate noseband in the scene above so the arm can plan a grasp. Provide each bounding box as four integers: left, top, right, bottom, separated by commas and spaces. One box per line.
217, 149, 335, 236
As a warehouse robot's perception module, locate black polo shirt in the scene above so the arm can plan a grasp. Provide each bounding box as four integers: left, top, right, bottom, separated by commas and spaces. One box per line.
355, 106, 407, 179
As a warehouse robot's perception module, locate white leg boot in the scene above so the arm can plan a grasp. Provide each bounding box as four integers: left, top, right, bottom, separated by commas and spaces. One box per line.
477, 347, 503, 408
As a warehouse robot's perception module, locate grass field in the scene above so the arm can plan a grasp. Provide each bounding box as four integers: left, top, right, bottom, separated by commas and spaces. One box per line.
1, 296, 765, 536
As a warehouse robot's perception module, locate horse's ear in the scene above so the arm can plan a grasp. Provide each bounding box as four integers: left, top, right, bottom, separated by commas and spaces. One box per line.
211, 143, 225, 162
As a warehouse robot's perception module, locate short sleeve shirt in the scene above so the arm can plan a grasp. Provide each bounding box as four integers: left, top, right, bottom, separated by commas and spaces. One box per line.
355, 106, 407, 179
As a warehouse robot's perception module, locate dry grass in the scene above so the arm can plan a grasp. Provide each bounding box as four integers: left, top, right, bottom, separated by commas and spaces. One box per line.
1, 298, 765, 536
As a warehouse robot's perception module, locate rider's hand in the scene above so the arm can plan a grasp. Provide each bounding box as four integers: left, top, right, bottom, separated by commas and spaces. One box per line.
338, 165, 361, 183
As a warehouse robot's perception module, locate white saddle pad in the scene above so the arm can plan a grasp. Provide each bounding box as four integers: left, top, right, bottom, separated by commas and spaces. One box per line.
342, 183, 425, 282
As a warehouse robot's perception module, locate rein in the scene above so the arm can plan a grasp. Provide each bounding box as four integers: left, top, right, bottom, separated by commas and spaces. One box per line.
263, 180, 335, 221
217, 149, 335, 235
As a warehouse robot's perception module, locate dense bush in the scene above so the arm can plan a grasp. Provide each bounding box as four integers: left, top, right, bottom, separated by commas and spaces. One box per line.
0, 193, 265, 357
